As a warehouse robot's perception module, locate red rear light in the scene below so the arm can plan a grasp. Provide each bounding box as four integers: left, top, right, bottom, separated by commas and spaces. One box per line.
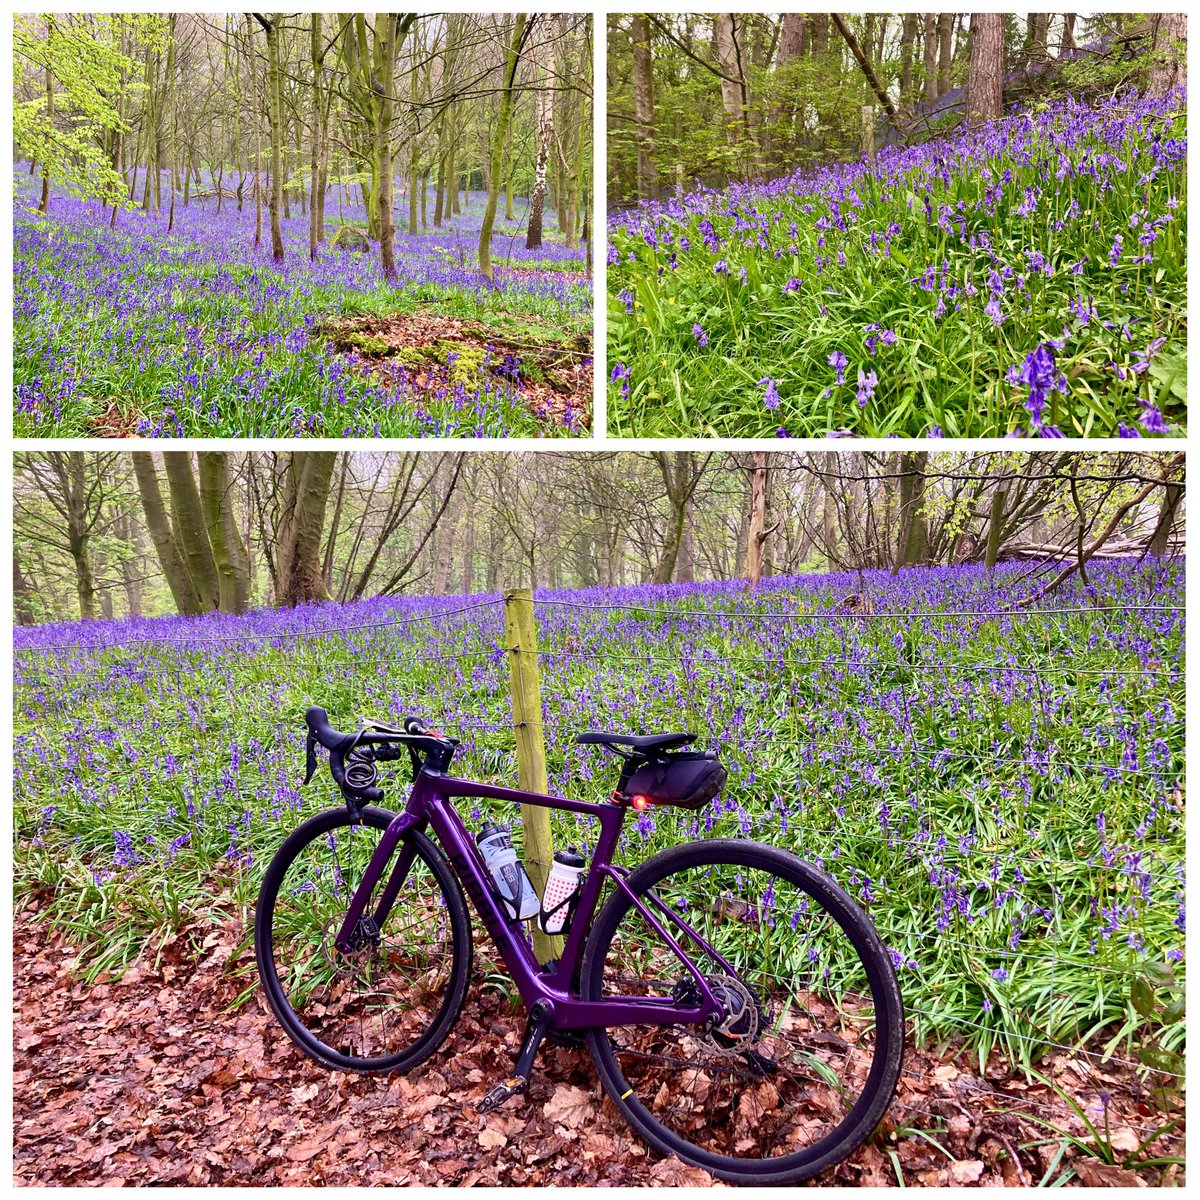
632, 794, 651, 810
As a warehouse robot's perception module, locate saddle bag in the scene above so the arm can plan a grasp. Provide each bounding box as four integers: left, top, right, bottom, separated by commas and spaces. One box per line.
621, 751, 727, 811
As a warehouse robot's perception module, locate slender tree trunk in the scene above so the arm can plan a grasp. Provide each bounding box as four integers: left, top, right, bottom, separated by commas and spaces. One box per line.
899, 14, 918, 102
165, 22, 177, 233
631, 14, 658, 202
38, 56, 53, 213
254, 14, 286, 261
14, 556, 36, 625
322, 452, 348, 588
984, 485, 1007, 569
746, 452, 768, 589
525, 52, 553, 247
937, 13, 954, 95
248, 16, 263, 249
892, 453, 929, 573
119, 512, 144, 618
309, 13, 322, 261
922, 14, 939, 103
376, 15, 405, 280
1060, 14, 1077, 55
479, 14, 526, 281
714, 14, 751, 150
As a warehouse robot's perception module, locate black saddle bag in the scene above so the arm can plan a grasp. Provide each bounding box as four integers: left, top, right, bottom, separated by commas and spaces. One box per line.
621, 751, 727, 811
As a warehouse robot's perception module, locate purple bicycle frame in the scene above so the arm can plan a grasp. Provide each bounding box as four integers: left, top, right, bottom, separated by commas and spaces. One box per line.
333, 771, 730, 1031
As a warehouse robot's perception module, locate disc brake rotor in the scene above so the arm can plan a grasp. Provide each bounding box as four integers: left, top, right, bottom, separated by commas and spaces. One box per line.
674, 973, 762, 1052
320, 914, 381, 980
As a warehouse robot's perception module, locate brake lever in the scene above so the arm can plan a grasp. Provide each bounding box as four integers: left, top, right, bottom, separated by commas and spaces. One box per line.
304, 730, 318, 785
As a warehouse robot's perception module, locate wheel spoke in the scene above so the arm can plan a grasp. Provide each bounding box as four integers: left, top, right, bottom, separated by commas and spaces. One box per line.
588, 848, 901, 1178
260, 813, 465, 1071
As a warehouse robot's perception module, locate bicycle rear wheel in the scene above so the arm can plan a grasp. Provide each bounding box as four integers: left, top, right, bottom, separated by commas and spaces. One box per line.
581, 838, 903, 1185
255, 805, 472, 1073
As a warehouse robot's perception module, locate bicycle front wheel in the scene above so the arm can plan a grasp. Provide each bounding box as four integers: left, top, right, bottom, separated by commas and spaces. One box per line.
255, 805, 472, 1073
582, 838, 903, 1185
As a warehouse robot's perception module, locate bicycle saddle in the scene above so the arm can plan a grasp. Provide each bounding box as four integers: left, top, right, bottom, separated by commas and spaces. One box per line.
575, 730, 695, 753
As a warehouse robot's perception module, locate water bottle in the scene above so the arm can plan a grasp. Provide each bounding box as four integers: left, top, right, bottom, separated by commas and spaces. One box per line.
539, 847, 586, 935
476, 824, 539, 921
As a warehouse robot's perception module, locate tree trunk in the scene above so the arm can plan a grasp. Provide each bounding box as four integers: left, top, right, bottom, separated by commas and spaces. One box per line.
163, 453, 221, 611
631, 14, 658, 202
810, 15, 829, 55
377, 15, 401, 278
309, 14, 322, 261
132, 453, 203, 614
197, 453, 250, 612
1025, 13, 1049, 61
248, 16, 263, 249
253, 14, 285, 261
966, 13, 1005, 130
525, 49, 553, 247
1147, 14, 1187, 97
118, 511, 144, 618
651, 452, 698, 584
479, 14, 526, 281
899, 14, 918, 101
1148, 479, 1184, 557
937, 13, 954, 94
1060, 14, 1077, 55
714, 14, 750, 148
922, 15, 939, 102
984, 485, 1007, 569
166, 25, 178, 233
14, 555, 37, 625
746, 452, 768, 589
779, 13, 807, 63
276, 453, 336, 606
891, 452, 929, 573
39, 56, 53, 213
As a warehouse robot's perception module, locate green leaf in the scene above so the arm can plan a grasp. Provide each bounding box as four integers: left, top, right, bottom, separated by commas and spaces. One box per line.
1130, 976, 1157, 1018
1144, 960, 1177, 989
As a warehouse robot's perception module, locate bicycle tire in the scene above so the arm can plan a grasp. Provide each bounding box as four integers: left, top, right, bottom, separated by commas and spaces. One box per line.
255, 805, 472, 1073
581, 838, 904, 1185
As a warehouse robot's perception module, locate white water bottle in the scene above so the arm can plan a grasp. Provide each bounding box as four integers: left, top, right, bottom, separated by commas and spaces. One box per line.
477, 824, 540, 921
539, 847, 586, 935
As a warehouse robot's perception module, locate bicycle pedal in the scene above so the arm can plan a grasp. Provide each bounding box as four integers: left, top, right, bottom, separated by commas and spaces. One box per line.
478, 1076, 528, 1114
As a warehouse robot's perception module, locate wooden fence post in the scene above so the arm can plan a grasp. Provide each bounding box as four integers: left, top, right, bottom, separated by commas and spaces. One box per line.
503, 586, 560, 962
862, 104, 876, 158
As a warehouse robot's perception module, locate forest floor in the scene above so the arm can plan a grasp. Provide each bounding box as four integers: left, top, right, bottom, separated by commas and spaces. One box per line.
13, 896, 1182, 1188
14, 182, 592, 438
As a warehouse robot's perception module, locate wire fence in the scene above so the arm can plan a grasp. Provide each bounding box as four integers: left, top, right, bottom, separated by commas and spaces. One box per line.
12, 585, 1186, 1122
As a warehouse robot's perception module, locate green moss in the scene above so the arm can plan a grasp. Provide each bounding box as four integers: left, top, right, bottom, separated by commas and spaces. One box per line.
345, 333, 389, 356
433, 340, 487, 384
391, 346, 430, 370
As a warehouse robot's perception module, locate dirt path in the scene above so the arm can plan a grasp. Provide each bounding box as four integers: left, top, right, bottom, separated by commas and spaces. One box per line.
12, 901, 1179, 1187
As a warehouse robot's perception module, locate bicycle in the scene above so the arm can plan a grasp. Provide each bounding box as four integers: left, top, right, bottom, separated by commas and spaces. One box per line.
254, 707, 904, 1185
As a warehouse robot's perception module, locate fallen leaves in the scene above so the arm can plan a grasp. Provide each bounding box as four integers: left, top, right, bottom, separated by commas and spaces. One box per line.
543, 1084, 594, 1131
949, 1159, 986, 1184
11, 896, 1186, 1188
